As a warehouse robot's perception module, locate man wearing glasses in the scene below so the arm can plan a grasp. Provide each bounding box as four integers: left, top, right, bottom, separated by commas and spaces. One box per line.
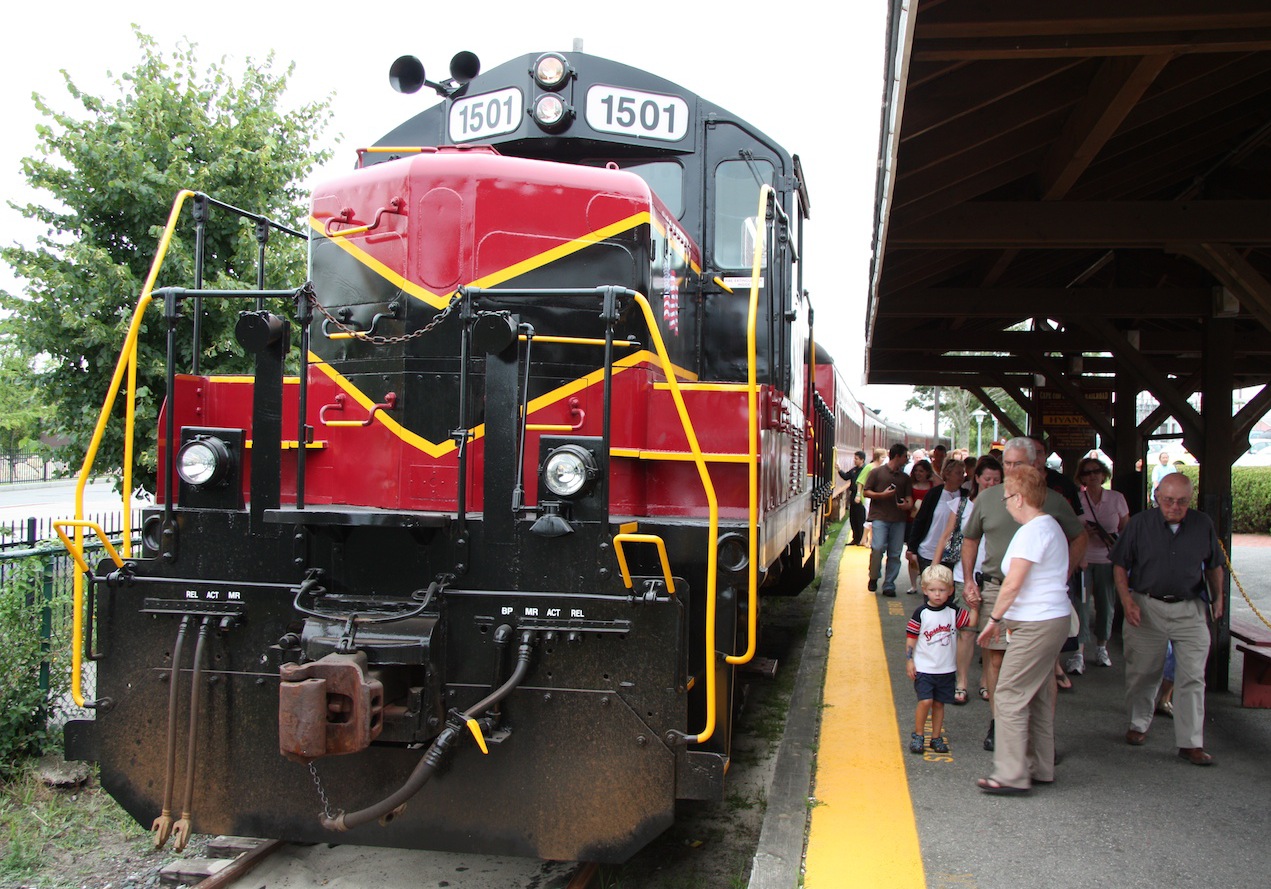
1112, 473, 1224, 766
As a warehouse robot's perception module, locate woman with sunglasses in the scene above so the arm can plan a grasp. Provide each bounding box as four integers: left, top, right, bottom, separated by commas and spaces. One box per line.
1069, 457, 1129, 673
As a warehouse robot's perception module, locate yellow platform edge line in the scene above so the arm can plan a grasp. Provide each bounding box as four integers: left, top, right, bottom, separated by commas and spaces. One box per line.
803, 547, 926, 888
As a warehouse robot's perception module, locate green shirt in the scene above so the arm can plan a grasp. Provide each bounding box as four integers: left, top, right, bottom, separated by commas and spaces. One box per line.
962, 484, 1084, 579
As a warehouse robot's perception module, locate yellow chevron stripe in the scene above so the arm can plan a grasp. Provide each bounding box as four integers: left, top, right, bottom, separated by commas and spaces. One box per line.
307, 212, 653, 310
305, 348, 698, 457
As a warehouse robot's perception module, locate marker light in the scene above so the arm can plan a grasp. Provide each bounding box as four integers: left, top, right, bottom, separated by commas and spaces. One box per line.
533, 53, 570, 90
533, 94, 570, 130
177, 436, 232, 488
542, 445, 599, 499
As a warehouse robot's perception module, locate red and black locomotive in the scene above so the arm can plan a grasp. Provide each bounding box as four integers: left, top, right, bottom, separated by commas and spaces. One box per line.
65, 50, 831, 863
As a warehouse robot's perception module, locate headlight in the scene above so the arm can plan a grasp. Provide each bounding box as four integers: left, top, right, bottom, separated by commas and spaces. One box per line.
533, 94, 570, 130
177, 436, 232, 488
533, 53, 570, 90
542, 444, 599, 498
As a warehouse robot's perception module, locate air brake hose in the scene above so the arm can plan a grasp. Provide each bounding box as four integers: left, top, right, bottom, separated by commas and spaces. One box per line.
321, 630, 535, 832
151, 616, 191, 849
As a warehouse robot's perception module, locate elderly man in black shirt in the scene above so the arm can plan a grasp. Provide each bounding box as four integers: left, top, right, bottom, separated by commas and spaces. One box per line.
1111, 473, 1224, 766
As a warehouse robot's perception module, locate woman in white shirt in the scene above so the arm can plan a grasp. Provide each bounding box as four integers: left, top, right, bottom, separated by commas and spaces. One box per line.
974, 465, 1072, 795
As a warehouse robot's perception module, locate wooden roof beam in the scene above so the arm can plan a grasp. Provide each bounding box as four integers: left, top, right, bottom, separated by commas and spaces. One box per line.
889, 201, 1271, 248
967, 386, 1027, 440
1178, 242, 1271, 333
877, 288, 1210, 318
1040, 54, 1172, 200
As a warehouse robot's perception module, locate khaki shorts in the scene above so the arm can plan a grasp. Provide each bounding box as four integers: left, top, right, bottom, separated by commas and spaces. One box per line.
978, 581, 1008, 651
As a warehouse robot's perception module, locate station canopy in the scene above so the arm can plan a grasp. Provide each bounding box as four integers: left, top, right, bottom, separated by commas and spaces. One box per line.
867, 0, 1271, 449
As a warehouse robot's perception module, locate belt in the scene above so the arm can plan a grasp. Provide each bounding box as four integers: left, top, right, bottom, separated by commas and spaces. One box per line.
976, 573, 1002, 586
1142, 592, 1187, 603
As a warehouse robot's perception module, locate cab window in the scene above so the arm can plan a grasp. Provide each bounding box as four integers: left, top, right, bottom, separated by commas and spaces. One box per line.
583, 159, 683, 217
714, 159, 775, 269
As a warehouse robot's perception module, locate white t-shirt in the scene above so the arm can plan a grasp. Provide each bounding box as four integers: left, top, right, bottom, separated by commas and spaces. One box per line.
930, 496, 986, 582
918, 488, 965, 560
1000, 513, 1071, 621
906, 603, 971, 674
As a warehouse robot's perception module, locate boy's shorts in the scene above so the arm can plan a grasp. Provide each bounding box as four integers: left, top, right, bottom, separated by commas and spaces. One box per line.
915, 671, 957, 704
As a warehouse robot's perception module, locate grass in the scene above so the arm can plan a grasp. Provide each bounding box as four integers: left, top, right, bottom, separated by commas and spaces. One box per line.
0, 758, 152, 888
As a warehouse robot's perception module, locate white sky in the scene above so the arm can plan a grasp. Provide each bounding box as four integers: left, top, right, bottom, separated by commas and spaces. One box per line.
0, 1, 921, 421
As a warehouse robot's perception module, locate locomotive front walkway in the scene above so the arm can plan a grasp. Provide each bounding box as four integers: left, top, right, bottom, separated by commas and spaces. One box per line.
751, 533, 1271, 889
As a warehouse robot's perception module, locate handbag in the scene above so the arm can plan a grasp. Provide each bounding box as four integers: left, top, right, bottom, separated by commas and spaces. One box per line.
940, 492, 969, 566
1082, 489, 1118, 548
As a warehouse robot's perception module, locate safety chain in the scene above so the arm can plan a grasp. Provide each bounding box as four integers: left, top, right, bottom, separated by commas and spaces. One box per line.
1217, 537, 1271, 630
308, 290, 463, 345
308, 760, 337, 821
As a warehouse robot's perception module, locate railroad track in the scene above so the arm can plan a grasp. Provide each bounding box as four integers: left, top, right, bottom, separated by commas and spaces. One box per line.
161, 837, 599, 889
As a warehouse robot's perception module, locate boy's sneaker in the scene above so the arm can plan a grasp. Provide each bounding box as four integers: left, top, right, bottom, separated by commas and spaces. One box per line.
1095, 645, 1112, 667
930, 736, 950, 754
909, 732, 925, 754
1064, 651, 1085, 675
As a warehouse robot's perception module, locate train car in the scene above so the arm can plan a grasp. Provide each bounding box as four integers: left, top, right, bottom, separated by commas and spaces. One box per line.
811, 346, 945, 520
62, 50, 827, 864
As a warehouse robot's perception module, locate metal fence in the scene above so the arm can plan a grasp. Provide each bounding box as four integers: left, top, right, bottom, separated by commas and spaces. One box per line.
0, 510, 145, 551
0, 528, 140, 724
0, 452, 57, 484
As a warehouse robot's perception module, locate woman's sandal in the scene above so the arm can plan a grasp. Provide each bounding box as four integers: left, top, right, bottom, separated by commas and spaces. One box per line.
953, 688, 969, 705
1055, 672, 1074, 691
978, 686, 990, 701
976, 777, 1029, 795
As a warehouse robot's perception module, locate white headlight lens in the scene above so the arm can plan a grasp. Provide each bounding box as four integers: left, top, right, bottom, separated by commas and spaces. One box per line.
177, 438, 228, 487
534, 54, 568, 89
543, 446, 595, 498
534, 94, 567, 127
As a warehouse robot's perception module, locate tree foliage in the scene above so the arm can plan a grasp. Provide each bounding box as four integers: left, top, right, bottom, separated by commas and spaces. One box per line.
1, 29, 332, 488
906, 385, 1028, 453
0, 339, 47, 479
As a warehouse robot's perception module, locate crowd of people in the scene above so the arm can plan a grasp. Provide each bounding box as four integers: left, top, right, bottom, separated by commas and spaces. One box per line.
842, 435, 1226, 794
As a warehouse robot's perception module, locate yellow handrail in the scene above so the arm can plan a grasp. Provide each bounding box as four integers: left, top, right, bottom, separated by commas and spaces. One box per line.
66, 189, 196, 707
725, 185, 771, 667
53, 521, 126, 574
629, 293, 720, 744
612, 533, 676, 594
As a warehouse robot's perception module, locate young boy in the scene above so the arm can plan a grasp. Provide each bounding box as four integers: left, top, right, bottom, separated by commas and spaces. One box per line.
905, 565, 971, 753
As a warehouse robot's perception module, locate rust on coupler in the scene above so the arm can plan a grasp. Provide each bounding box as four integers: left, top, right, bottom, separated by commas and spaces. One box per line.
279, 651, 384, 761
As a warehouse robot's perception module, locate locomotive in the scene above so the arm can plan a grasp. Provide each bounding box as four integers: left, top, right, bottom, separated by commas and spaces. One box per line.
63, 49, 837, 863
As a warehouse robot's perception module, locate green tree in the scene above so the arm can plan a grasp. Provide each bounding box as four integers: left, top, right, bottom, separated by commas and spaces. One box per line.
1, 28, 332, 488
0, 339, 48, 483
906, 385, 1028, 454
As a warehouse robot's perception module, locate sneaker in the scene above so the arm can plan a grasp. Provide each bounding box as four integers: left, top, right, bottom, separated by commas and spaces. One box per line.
983, 719, 995, 752
1095, 646, 1112, 667
906, 588, 918, 595
1064, 652, 1085, 675
909, 732, 925, 754
930, 736, 950, 754
883, 588, 897, 597
868, 578, 878, 592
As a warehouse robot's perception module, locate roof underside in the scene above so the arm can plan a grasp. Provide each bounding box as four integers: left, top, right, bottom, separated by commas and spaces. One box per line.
867, 0, 1271, 396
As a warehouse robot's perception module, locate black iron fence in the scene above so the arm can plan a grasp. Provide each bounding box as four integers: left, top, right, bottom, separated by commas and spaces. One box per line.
0, 452, 58, 484
0, 510, 145, 551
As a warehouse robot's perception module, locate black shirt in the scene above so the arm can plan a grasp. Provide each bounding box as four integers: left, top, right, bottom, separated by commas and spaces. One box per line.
1110, 507, 1220, 601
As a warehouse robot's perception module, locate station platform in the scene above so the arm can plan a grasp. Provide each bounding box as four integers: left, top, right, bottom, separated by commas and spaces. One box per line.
750, 533, 1271, 889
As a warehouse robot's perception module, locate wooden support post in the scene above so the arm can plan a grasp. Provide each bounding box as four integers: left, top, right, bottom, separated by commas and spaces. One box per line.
1112, 372, 1143, 512
1201, 316, 1234, 692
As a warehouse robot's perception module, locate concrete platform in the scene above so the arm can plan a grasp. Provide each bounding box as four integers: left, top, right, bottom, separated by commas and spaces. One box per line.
752, 532, 1271, 889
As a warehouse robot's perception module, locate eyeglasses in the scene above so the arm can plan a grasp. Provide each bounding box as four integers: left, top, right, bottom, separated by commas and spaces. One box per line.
1004, 492, 1022, 503
1158, 496, 1190, 506
1080, 469, 1102, 476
